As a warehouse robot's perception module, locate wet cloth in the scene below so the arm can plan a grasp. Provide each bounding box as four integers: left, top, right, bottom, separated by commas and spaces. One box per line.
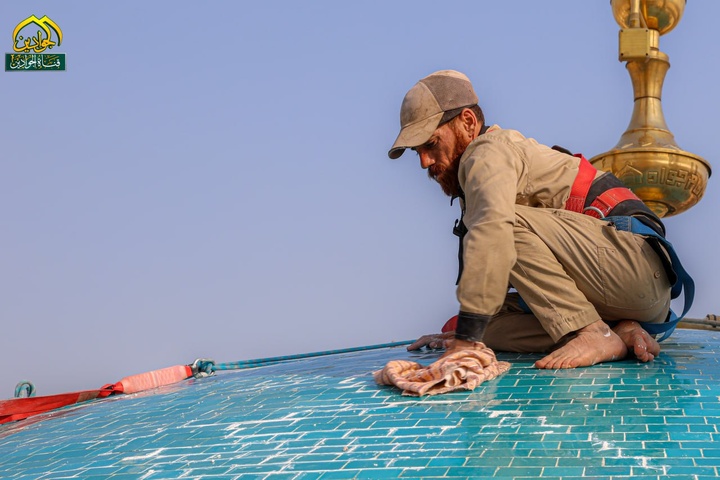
374, 344, 510, 396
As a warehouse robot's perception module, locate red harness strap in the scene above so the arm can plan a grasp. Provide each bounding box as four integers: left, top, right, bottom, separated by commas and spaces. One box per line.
583, 187, 641, 219
564, 154, 595, 213
565, 154, 641, 218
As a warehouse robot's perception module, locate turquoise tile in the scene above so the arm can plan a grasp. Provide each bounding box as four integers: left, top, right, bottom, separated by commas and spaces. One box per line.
426, 457, 465, 467
556, 457, 603, 467
510, 456, 557, 467
398, 466, 449, 477
646, 423, 686, 433
493, 466, 544, 477
514, 477, 561, 480
687, 424, 717, 433
353, 467, 406, 478
539, 467, 586, 476
341, 449, 384, 459
391, 458, 431, 468
666, 466, 717, 475
529, 448, 580, 458
300, 430, 348, 440
445, 466, 498, 477
514, 441, 559, 450
342, 459, 387, 469
584, 466, 632, 476
318, 470, 360, 479
602, 456, 645, 467
464, 456, 513, 467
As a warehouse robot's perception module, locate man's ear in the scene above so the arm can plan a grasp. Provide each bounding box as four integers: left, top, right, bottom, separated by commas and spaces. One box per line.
459, 108, 477, 135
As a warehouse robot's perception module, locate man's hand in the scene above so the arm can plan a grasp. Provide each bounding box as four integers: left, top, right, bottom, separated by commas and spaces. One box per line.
407, 331, 455, 351
440, 337, 482, 357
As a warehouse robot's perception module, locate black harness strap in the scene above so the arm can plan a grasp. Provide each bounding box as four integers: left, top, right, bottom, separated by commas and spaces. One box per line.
452, 200, 467, 285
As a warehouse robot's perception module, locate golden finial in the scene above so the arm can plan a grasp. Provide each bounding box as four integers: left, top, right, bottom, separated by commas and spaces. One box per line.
590, 0, 711, 217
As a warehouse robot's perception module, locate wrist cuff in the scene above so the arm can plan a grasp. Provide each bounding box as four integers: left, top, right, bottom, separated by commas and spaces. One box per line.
455, 311, 492, 342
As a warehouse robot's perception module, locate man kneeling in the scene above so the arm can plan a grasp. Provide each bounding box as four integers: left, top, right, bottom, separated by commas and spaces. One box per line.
388, 70, 673, 369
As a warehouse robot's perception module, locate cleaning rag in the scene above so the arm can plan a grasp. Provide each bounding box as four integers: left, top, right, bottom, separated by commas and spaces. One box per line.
374, 344, 510, 396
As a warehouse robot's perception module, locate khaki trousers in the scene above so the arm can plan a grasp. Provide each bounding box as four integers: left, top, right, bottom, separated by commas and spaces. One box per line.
482, 205, 672, 353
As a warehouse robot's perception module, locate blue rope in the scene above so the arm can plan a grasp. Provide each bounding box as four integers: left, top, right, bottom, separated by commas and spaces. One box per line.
192, 340, 413, 376
607, 216, 695, 342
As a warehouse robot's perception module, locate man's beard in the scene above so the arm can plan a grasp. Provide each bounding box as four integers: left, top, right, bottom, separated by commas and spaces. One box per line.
427, 135, 469, 197
429, 157, 461, 197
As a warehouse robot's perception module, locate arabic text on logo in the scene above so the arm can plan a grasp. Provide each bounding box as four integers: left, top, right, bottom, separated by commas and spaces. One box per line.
5, 15, 66, 72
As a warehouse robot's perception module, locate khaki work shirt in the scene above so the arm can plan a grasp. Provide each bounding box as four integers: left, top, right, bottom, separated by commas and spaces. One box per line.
456, 125, 597, 317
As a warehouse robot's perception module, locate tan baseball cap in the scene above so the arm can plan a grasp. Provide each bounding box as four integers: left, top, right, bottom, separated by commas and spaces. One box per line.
388, 70, 478, 159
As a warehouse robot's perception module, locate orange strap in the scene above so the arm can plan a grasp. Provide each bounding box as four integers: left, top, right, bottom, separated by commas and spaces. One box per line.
583, 187, 641, 219
1, 365, 194, 424
564, 154, 595, 213
0, 389, 106, 424
565, 154, 641, 218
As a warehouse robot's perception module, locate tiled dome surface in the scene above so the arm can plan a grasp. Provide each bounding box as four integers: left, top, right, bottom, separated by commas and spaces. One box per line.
2, 329, 720, 479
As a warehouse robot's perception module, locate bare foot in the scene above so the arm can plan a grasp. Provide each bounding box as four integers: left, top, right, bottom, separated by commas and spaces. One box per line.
535, 320, 627, 369
612, 320, 660, 363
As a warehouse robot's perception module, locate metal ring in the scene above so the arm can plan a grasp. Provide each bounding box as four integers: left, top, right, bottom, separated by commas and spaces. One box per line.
14, 380, 36, 398
190, 358, 216, 378
583, 206, 606, 218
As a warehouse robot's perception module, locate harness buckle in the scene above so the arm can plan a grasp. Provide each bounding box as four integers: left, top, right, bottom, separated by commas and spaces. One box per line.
582, 206, 606, 218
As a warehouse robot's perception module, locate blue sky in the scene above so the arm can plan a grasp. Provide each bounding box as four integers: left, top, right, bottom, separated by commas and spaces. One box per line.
1, 1, 718, 396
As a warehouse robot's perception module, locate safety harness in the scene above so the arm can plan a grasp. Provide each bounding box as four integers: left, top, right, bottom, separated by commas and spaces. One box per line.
565, 154, 644, 220
452, 147, 694, 342
562, 152, 693, 340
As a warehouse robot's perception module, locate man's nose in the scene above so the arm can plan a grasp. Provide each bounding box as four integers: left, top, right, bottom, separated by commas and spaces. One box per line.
419, 152, 434, 169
